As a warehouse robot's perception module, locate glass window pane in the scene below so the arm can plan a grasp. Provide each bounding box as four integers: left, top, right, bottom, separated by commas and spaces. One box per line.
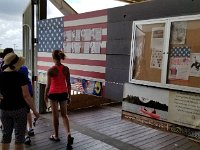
132, 23, 165, 83
167, 20, 200, 88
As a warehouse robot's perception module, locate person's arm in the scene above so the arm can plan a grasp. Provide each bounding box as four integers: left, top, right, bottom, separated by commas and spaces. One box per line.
22, 85, 39, 119
66, 67, 71, 98
0, 77, 2, 100
44, 70, 51, 106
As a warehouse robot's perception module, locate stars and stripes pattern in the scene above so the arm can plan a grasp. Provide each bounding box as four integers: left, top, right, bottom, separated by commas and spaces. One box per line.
170, 47, 191, 57
37, 10, 107, 94
71, 78, 85, 93
37, 17, 64, 52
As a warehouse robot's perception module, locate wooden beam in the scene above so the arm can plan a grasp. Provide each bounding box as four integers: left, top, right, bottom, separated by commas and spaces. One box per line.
116, 0, 147, 4
50, 0, 77, 15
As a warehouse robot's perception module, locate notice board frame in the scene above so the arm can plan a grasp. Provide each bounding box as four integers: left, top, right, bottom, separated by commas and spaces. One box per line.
129, 14, 200, 93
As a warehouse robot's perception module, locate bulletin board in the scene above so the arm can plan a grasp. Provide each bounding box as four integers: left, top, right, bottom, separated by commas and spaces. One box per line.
131, 18, 200, 90
167, 20, 200, 88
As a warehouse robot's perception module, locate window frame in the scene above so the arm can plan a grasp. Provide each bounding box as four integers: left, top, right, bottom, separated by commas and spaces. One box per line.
129, 14, 200, 94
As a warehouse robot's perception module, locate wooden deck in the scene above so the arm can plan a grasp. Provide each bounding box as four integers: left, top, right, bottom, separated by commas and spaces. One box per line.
1, 104, 200, 150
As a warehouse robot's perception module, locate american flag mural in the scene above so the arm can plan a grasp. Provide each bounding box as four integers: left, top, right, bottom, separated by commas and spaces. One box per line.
37, 10, 107, 96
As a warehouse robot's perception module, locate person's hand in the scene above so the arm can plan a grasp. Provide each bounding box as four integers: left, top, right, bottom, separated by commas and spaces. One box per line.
44, 95, 48, 108
67, 97, 71, 105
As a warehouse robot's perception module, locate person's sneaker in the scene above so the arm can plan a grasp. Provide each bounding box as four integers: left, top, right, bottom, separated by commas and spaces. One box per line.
66, 144, 73, 150
67, 135, 74, 145
24, 136, 31, 145
28, 128, 34, 137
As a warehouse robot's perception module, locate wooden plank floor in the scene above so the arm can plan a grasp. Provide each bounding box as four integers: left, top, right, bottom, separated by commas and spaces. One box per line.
1, 104, 200, 150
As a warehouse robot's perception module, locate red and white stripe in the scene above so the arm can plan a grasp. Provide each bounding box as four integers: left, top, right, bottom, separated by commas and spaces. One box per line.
37, 52, 106, 82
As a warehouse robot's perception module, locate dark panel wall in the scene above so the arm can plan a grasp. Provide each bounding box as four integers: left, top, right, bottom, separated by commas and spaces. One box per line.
105, 0, 200, 101
109, 0, 200, 23
107, 40, 131, 55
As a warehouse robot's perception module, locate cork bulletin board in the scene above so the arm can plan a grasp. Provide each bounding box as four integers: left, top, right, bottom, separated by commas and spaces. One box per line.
167, 20, 200, 88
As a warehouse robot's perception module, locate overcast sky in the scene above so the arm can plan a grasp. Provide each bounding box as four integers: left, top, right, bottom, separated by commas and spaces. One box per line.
0, 0, 127, 50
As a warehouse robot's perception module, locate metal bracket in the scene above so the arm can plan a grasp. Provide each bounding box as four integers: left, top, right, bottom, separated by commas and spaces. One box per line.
34, 38, 38, 44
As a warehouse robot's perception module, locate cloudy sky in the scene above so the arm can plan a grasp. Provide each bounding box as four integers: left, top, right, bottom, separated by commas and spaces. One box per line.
0, 0, 127, 50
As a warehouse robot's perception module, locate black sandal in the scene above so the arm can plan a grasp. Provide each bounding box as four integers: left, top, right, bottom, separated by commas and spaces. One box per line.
49, 135, 60, 142
66, 144, 73, 150
67, 135, 74, 145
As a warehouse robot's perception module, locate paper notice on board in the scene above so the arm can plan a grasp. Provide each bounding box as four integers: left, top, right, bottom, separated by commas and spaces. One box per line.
81, 29, 92, 41
190, 53, 200, 77
83, 42, 90, 53
168, 91, 200, 130
170, 21, 187, 45
150, 49, 163, 69
168, 47, 191, 80
91, 28, 102, 41
75, 30, 81, 41
64, 31, 71, 41
71, 42, 81, 53
151, 27, 164, 50
71, 30, 81, 41
150, 27, 164, 69
63, 42, 71, 53
90, 42, 101, 53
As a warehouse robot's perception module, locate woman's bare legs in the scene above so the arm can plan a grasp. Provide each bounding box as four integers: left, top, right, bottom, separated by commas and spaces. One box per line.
59, 101, 70, 135
59, 101, 73, 147
15, 143, 24, 150
50, 100, 59, 138
2, 143, 24, 150
2, 143, 10, 150
27, 112, 32, 130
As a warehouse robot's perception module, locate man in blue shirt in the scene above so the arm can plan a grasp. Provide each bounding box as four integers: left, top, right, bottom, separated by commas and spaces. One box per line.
18, 66, 35, 137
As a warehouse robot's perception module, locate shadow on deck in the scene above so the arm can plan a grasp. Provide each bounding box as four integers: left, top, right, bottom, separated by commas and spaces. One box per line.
1, 104, 200, 150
